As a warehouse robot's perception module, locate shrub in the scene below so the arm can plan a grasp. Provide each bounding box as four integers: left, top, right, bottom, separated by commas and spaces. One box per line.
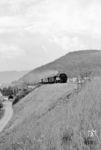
13, 89, 30, 105
0, 103, 3, 109
84, 136, 97, 146
0, 86, 19, 97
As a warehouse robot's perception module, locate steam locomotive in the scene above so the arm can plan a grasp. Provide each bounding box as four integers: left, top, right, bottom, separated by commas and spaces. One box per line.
41, 73, 67, 84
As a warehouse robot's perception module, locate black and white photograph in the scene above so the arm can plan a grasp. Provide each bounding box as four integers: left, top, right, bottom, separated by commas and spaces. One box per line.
0, 0, 101, 149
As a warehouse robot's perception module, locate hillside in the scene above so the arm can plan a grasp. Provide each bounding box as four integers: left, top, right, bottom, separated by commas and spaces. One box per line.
18, 50, 101, 84
0, 82, 76, 150
0, 77, 101, 149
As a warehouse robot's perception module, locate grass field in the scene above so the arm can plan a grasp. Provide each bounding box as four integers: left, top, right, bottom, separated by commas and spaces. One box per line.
0, 83, 77, 150
1, 78, 101, 149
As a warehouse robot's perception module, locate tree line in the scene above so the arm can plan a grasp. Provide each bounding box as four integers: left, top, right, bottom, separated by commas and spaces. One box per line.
0, 86, 19, 96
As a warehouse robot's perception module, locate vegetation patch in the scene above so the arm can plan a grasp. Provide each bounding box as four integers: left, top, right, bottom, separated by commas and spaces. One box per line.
83, 136, 97, 149
61, 127, 74, 149
12, 89, 31, 105
0, 109, 4, 120
5, 136, 34, 150
66, 93, 72, 99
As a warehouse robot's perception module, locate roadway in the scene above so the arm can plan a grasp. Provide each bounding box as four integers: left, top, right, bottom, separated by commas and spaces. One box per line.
0, 101, 13, 133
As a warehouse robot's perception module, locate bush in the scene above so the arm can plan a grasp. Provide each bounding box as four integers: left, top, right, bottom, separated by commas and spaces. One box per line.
13, 89, 30, 105
61, 129, 73, 146
0, 103, 3, 109
84, 136, 97, 146
0, 86, 19, 97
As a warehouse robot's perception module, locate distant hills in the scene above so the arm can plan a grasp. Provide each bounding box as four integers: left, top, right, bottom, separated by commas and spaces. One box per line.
0, 71, 28, 85
18, 50, 101, 84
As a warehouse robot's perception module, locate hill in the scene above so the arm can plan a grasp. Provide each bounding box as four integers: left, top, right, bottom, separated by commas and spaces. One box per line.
18, 50, 101, 84
0, 82, 76, 150
0, 77, 101, 149
1, 50, 101, 150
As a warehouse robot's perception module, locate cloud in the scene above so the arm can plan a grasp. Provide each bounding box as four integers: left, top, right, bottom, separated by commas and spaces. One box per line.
0, 0, 101, 71
0, 43, 30, 70
0, 44, 26, 59
0, 16, 27, 28
0, 0, 40, 16
50, 34, 88, 51
0, 0, 101, 36
25, 0, 101, 37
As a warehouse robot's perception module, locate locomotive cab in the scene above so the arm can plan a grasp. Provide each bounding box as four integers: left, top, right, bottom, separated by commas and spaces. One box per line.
59, 73, 67, 83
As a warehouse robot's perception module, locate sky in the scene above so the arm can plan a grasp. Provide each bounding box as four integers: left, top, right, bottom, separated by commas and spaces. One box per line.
0, 0, 101, 71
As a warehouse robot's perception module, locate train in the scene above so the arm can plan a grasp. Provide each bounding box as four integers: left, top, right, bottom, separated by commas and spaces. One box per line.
41, 73, 67, 84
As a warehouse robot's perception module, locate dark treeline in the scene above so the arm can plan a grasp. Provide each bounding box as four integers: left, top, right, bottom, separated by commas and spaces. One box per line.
0, 86, 19, 96
13, 89, 30, 105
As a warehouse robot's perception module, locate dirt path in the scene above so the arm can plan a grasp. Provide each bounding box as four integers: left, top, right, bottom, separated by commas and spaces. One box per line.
0, 101, 13, 133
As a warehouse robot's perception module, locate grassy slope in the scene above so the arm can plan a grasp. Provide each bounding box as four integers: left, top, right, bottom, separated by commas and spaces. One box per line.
0, 78, 101, 149
19, 50, 101, 84
10, 83, 75, 128
0, 83, 76, 150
